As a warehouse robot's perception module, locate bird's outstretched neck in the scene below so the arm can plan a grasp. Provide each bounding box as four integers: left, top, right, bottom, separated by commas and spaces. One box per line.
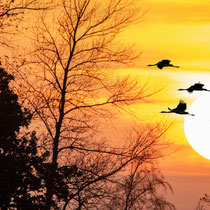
178, 88, 186, 91
173, 65, 179, 68
160, 111, 170, 113
148, 64, 156, 66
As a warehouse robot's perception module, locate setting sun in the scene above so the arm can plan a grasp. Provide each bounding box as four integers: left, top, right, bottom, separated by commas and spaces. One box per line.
184, 93, 210, 160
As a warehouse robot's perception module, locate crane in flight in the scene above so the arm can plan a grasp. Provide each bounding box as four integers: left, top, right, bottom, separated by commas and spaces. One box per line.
148, 59, 179, 69
160, 100, 194, 116
178, 82, 210, 93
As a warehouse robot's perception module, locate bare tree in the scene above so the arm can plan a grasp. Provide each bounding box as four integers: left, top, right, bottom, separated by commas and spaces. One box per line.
10, 0, 173, 208
196, 194, 210, 210
58, 125, 174, 210
0, 0, 50, 46
106, 160, 175, 210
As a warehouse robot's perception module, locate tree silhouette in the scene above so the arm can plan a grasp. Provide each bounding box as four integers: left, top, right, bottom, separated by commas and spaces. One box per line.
196, 194, 210, 210
10, 0, 174, 208
0, 67, 48, 209
107, 161, 175, 210
0, 0, 49, 46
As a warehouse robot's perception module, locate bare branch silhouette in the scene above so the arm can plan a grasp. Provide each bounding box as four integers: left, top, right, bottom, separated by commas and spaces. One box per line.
8, 0, 173, 208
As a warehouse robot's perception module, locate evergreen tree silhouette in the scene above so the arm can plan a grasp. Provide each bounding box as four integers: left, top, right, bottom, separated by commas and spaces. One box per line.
0, 67, 48, 209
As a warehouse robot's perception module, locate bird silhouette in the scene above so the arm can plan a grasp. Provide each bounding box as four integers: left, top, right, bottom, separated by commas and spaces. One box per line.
148, 59, 179, 69
160, 100, 194, 116
178, 82, 210, 93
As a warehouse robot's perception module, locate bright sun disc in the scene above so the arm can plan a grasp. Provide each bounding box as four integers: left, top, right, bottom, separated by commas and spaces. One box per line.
184, 93, 210, 159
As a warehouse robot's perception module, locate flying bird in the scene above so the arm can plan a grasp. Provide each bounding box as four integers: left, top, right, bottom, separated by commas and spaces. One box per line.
178, 82, 210, 93
148, 59, 179, 69
160, 100, 194, 116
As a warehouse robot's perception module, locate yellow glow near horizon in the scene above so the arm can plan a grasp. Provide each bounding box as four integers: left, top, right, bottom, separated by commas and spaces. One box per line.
117, 0, 210, 174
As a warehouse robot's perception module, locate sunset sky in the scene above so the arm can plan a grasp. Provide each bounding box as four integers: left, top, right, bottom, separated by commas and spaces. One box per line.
118, 0, 210, 209
3, 0, 210, 209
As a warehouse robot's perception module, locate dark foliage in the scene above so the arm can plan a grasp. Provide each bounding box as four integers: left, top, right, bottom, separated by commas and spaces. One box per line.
0, 67, 47, 209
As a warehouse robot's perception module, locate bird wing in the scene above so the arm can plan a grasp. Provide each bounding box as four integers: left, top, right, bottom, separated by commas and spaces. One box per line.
161, 59, 171, 64
176, 100, 187, 111
187, 86, 194, 93
194, 83, 204, 88
157, 64, 163, 69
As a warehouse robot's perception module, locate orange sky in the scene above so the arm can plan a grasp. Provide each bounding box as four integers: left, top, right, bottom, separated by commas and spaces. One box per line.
118, 1, 210, 208
3, 1, 209, 208
20, 1, 210, 208
119, 0, 210, 174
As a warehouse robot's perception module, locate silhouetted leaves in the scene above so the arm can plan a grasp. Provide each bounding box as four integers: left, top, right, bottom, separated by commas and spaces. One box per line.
0, 67, 47, 209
